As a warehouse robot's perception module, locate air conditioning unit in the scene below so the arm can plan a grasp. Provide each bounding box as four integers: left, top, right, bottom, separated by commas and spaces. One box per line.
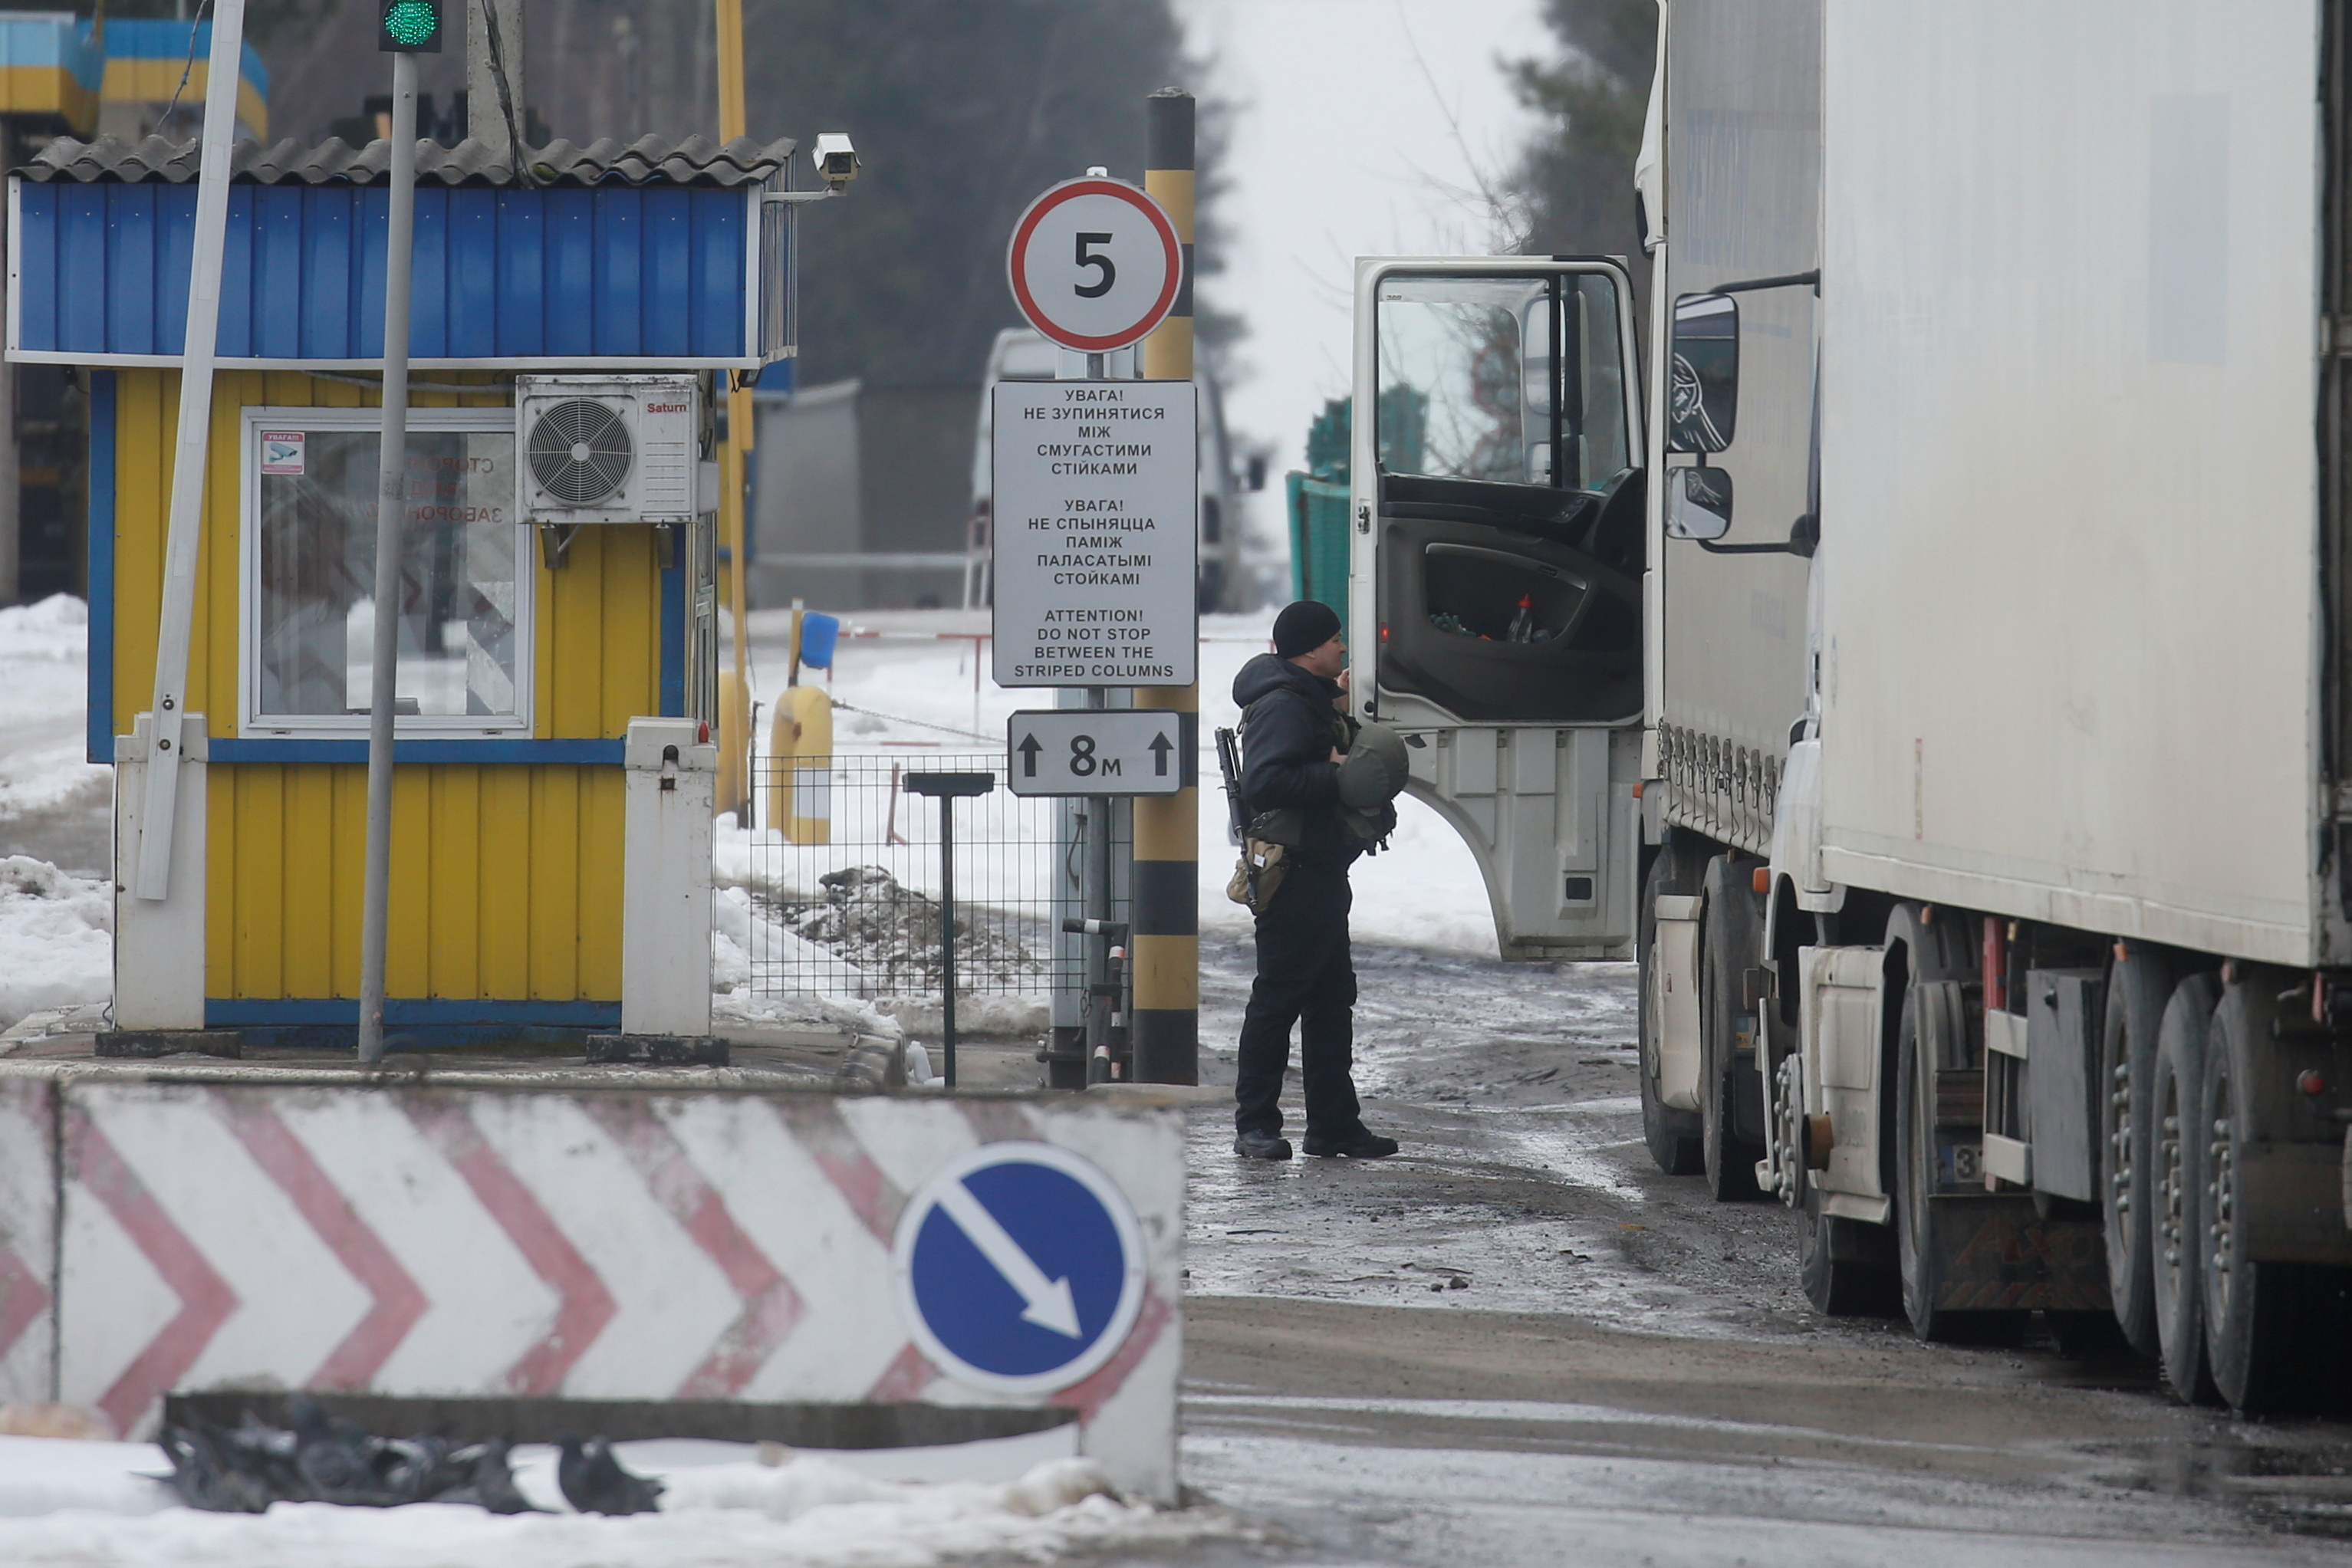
515, 375, 706, 524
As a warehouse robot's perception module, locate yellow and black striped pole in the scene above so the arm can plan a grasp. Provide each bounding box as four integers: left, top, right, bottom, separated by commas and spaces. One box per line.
1132, 87, 1198, 1084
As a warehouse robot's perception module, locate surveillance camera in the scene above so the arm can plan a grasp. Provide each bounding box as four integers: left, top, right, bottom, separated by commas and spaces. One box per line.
812, 132, 859, 190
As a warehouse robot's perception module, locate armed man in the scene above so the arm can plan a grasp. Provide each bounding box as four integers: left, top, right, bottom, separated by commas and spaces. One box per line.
1224, 600, 1411, 1161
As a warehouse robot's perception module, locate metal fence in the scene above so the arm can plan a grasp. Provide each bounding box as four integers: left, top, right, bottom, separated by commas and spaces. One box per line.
730, 753, 1130, 1015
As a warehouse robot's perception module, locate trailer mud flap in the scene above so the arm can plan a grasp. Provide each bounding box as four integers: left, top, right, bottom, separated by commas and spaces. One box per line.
1922, 1195, 2110, 1313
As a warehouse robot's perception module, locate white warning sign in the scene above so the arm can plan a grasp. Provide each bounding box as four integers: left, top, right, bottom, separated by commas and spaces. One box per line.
991, 380, 1197, 689
259, 432, 306, 475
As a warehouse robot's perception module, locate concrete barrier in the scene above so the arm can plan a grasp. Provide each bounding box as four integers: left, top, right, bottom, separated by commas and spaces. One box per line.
0, 1063, 1183, 1501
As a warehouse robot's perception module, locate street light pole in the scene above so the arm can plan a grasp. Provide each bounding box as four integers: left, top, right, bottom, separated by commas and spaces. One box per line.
358, 51, 421, 1067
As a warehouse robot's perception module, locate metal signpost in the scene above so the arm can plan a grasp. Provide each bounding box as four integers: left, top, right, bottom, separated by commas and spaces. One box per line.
903, 771, 994, 1089
999, 161, 1196, 1087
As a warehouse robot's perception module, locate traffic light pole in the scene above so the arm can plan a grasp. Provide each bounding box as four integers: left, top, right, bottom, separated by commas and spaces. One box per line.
357, 51, 421, 1067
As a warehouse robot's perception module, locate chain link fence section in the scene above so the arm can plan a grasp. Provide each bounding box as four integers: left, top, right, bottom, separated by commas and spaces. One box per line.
729, 754, 1130, 1031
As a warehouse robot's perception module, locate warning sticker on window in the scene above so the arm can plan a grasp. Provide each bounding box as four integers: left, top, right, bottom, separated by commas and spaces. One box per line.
260, 432, 305, 475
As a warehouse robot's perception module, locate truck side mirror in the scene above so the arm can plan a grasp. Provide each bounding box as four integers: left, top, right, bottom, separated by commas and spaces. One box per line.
1666, 465, 1733, 541
1668, 292, 1739, 454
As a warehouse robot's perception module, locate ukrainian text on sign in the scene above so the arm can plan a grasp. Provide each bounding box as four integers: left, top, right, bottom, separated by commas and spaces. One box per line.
992, 380, 1197, 689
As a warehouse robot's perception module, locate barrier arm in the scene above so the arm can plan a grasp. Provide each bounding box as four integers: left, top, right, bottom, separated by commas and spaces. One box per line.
133, 0, 250, 900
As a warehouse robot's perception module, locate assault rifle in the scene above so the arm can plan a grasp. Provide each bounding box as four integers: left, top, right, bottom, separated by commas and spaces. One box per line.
1214, 726, 1248, 848
1215, 725, 1262, 911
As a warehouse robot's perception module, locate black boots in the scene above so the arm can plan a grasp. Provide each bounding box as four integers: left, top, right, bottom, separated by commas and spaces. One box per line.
1233, 1129, 1293, 1160
1301, 1129, 1399, 1159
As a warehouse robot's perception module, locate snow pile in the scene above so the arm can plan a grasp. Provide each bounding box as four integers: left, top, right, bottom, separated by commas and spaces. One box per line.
875, 992, 1049, 1039
0, 1437, 1241, 1567
0, 856, 110, 1031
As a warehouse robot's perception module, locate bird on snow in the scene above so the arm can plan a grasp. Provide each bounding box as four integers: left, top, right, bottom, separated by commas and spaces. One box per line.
287, 1392, 403, 1505
149, 1418, 275, 1514
557, 1433, 665, 1515
426, 1439, 543, 1514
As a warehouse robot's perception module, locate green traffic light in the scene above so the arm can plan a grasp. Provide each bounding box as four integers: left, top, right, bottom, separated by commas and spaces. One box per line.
381, 0, 439, 48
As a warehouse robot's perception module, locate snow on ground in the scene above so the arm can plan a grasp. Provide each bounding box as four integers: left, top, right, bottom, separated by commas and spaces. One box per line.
0, 1432, 1245, 1567
0, 856, 109, 1034
0, 597, 112, 1031
742, 606, 1501, 958
0, 595, 106, 829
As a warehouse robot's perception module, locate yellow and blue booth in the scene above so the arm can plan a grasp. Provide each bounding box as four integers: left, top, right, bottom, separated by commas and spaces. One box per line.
0, 15, 268, 140
10, 132, 798, 1046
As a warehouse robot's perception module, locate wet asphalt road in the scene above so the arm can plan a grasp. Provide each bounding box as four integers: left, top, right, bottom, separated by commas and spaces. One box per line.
1169, 935, 2352, 1566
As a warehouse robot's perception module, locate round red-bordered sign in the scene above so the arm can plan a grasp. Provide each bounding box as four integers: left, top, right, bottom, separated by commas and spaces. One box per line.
1005, 179, 1183, 353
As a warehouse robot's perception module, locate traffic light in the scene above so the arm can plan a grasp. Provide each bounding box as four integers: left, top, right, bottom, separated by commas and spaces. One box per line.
378, 0, 443, 52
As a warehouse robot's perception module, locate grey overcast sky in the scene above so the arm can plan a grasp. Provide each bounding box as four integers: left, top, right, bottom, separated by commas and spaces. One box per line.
1174, 0, 1554, 496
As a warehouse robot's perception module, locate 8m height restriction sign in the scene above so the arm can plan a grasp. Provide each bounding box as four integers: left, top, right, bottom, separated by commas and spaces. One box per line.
992, 380, 1198, 689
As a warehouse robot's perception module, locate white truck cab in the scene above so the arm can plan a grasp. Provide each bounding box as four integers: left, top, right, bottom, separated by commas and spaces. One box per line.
1345, 258, 1648, 962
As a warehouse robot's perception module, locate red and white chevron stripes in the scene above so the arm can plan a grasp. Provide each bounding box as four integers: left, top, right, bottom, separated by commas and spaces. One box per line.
0, 1073, 1183, 1498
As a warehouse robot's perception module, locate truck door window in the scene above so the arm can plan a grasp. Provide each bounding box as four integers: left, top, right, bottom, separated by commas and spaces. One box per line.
1376, 274, 1628, 491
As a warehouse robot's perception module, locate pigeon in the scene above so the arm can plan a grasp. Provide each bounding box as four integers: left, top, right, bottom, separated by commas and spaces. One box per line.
150, 1419, 275, 1514
287, 1393, 401, 1506
557, 1434, 665, 1515
425, 1439, 544, 1515
146, 1399, 547, 1514
372, 1434, 454, 1504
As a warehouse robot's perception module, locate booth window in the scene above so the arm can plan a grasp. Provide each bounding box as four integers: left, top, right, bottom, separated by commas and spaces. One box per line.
242, 407, 530, 735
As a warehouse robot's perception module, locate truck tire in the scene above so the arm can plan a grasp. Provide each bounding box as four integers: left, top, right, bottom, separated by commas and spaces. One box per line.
1798, 1190, 1897, 1317
2099, 946, 2169, 1358
2199, 980, 2352, 1412
1699, 855, 1765, 1201
1896, 984, 1959, 1339
1887, 907, 2019, 1341
2152, 970, 2221, 1405
1638, 835, 1706, 1176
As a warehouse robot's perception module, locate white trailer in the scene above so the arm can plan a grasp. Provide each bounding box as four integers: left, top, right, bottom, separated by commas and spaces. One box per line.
1749, 0, 2352, 1411
1350, 0, 2352, 1413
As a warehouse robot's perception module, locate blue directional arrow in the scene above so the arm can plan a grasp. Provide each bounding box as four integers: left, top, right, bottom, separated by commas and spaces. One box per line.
903, 1152, 1135, 1383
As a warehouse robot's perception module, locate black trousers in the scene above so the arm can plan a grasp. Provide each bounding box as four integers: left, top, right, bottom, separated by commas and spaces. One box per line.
1234, 856, 1364, 1139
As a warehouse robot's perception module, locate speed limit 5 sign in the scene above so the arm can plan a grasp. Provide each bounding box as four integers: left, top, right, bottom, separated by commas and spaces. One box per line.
1006, 179, 1183, 352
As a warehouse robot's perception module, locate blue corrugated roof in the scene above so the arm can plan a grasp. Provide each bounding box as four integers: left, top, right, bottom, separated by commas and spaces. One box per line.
11, 136, 796, 367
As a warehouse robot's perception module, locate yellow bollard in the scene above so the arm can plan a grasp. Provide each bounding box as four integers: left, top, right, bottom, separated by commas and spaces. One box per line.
768, 685, 833, 843
716, 668, 752, 820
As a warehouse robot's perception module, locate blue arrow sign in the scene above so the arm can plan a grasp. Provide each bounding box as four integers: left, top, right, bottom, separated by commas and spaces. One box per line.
893, 1142, 1144, 1393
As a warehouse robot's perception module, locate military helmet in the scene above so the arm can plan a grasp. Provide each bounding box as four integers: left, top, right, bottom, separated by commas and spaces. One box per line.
1337, 722, 1411, 808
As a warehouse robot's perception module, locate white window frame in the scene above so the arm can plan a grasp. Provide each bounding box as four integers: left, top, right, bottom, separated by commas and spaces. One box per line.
238, 404, 534, 738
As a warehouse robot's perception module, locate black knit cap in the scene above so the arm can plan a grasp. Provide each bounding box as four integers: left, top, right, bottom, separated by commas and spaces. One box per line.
1273, 600, 1343, 659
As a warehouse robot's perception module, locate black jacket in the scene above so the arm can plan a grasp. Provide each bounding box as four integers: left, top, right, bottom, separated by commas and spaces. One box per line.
1232, 653, 1355, 863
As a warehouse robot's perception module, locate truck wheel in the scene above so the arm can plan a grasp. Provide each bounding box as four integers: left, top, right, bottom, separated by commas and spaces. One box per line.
1892, 942, 2023, 1342
1699, 856, 1764, 1201
1895, 983, 1959, 1339
1638, 836, 1706, 1176
1798, 1189, 1897, 1317
2199, 980, 2352, 1412
2099, 947, 2169, 1358
2152, 971, 2221, 1404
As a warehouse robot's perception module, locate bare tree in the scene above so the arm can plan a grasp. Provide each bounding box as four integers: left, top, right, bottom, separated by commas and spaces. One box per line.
1505, 0, 1655, 307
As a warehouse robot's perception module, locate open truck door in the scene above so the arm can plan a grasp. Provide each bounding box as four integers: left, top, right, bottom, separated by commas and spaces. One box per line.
1348, 259, 1645, 960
